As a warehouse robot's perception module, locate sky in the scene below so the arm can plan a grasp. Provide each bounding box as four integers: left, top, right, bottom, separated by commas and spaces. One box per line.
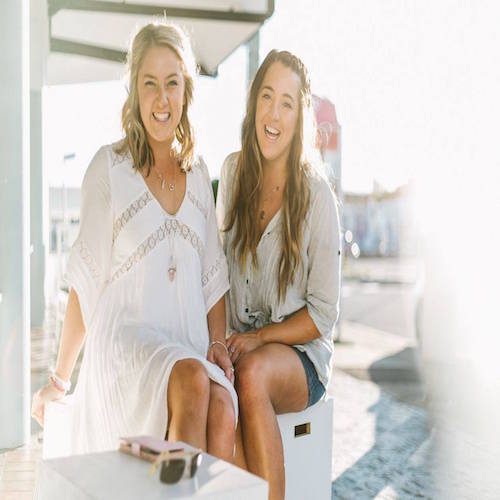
44, 0, 500, 195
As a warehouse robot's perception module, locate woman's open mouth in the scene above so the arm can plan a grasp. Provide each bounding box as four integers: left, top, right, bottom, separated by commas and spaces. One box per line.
153, 111, 171, 122
264, 124, 281, 141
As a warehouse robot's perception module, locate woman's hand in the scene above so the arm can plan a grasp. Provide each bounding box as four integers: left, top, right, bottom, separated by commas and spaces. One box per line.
227, 330, 264, 364
31, 382, 65, 428
207, 342, 235, 384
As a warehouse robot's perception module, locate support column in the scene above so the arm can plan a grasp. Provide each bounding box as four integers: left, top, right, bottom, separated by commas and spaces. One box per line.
0, 0, 31, 448
30, 0, 49, 327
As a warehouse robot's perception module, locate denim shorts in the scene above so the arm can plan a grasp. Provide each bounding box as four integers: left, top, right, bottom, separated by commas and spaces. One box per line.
292, 347, 325, 408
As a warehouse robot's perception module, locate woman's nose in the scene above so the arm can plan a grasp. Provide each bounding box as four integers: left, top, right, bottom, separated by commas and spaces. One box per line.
271, 101, 280, 120
159, 86, 168, 106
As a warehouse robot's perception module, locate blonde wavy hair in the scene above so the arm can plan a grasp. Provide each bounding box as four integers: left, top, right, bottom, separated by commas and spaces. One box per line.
115, 21, 196, 173
226, 50, 319, 302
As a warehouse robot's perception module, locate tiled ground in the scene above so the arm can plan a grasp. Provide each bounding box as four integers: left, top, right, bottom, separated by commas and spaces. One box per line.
0, 437, 41, 500
1, 304, 55, 500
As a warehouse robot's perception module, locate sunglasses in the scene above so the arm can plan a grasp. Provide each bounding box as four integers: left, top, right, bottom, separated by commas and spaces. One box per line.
150, 449, 203, 484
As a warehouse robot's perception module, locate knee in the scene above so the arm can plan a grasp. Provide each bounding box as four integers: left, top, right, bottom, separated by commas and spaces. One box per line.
172, 359, 210, 402
210, 389, 236, 433
235, 353, 267, 402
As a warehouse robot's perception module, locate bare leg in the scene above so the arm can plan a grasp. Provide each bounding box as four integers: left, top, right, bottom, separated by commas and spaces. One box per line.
167, 358, 210, 450
206, 381, 235, 461
235, 344, 308, 500
234, 421, 248, 470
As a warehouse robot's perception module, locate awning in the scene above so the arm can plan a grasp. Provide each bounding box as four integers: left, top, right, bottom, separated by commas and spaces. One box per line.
47, 0, 274, 84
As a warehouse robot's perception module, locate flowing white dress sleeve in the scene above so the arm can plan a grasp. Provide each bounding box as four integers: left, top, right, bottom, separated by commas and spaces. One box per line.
199, 157, 230, 313
64, 146, 112, 330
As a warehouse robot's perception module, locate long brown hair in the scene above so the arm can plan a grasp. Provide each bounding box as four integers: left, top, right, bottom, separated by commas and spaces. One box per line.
226, 50, 318, 301
115, 22, 196, 173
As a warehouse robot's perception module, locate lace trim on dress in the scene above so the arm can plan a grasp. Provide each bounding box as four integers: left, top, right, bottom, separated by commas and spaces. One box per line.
77, 240, 101, 283
202, 256, 224, 287
187, 190, 208, 219
113, 191, 153, 242
109, 219, 203, 284
111, 148, 131, 168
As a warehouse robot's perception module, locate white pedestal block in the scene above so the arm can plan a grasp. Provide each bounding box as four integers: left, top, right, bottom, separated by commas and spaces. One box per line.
36, 445, 267, 500
277, 397, 333, 500
44, 395, 334, 500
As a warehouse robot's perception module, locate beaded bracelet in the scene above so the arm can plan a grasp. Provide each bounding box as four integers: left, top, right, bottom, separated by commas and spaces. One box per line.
49, 372, 71, 393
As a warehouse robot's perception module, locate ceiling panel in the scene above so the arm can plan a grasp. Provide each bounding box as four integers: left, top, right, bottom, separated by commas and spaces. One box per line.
47, 0, 273, 83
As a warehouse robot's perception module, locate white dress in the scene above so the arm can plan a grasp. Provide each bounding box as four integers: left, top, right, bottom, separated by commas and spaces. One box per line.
65, 143, 236, 455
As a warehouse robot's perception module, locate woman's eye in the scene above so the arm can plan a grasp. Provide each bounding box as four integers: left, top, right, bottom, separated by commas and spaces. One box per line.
145, 81, 155, 87
262, 93, 271, 100
283, 101, 292, 109
168, 80, 178, 87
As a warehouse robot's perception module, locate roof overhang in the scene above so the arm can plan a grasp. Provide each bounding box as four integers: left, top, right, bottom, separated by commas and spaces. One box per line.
47, 0, 274, 84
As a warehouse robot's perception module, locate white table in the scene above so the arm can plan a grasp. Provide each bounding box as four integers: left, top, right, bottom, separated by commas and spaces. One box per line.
36, 444, 268, 500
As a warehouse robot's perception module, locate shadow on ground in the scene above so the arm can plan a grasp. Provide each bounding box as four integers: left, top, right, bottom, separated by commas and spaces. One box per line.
331, 347, 434, 499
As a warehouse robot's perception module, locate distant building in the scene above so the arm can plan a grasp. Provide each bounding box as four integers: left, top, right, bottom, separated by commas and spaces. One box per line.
343, 184, 417, 258
48, 187, 81, 254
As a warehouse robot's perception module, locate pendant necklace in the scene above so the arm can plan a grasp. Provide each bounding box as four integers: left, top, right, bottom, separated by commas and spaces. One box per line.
168, 246, 177, 282
154, 164, 176, 192
153, 162, 177, 281
167, 219, 177, 282
259, 185, 280, 221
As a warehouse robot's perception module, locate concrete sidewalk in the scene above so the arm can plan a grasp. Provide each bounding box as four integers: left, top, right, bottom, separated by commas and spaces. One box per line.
333, 320, 425, 407
329, 321, 431, 499
329, 321, 500, 499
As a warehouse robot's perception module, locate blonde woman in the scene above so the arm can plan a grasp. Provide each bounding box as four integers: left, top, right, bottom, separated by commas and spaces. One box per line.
217, 50, 341, 499
32, 22, 236, 459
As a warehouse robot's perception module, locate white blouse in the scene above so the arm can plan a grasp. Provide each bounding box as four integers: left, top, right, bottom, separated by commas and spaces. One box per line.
216, 152, 341, 388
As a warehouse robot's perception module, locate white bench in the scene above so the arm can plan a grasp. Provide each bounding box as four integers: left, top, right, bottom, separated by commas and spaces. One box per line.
44, 396, 333, 499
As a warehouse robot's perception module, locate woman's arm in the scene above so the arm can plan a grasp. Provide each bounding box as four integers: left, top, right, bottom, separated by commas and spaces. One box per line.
207, 296, 226, 345
226, 307, 320, 363
258, 307, 320, 344
54, 288, 86, 380
32, 147, 113, 427
207, 296, 234, 383
31, 288, 86, 426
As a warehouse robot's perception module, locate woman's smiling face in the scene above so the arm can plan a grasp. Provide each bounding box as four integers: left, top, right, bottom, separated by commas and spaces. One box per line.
255, 61, 301, 167
138, 45, 185, 149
